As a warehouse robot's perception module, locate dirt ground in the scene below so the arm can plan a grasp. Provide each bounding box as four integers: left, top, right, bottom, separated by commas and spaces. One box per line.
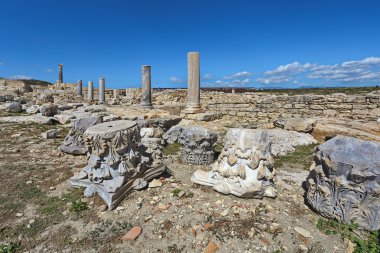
0, 120, 350, 253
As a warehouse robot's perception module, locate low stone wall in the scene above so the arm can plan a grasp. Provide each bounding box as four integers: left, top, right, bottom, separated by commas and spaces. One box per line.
203, 92, 380, 122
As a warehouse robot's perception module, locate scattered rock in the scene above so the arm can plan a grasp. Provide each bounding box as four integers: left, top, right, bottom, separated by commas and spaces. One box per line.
148, 179, 162, 188
7, 102, 23, 113
122, 226, 142, 241
16, 213, 24, 217
40, 103, 58, 117
41, 129, 61, 139
26, 105, 40, 114
294, 227, 312, 238
203, 241, 219, 253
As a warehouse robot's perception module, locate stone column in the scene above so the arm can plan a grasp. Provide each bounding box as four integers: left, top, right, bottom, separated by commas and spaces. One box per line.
113, 89, 119, 99
99, 77, 105, 104
184, 52, 201, 113
87, 81, 94, 102
140, 65, 153, 109
58, 64, 63, 84
77, 80, 83, 97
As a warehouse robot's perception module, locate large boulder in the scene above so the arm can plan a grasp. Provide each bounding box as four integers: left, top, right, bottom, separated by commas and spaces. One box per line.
40, 103, 58, 117
7, 102, 23, 113
268, 129, 317, 156
306, 136, 380, 231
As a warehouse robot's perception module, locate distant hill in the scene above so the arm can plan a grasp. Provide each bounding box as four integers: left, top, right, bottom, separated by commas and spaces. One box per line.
20, 79, 53, 86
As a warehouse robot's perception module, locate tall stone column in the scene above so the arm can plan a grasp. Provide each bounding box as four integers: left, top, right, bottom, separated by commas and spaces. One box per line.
77, 80, 83, 97
58, 64, 63, 84
184, 52, 201, 113
99, 77, 105, 104
87, 81, 94, 102
140, 65, 153, 109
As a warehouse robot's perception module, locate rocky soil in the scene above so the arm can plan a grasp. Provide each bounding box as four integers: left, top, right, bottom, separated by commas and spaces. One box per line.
0, 117, 349, 253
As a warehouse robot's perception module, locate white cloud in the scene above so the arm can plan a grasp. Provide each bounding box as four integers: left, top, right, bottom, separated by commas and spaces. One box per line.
8, 75, 32, 80
264, 62, 314, 76
202, 73, 213, 79
257, 57, 380, 85
242, 78, 250, 85
224, 71, 252, 79
169, 76, 185, 84
46, 68, 53, 73
308, 57, 380, 83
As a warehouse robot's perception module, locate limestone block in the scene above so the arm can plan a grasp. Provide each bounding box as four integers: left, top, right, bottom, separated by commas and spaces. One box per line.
322, 109, 337, 117
370, 108, 380, 117
310, 105, 324, 110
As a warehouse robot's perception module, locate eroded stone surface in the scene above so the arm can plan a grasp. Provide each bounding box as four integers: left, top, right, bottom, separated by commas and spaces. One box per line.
69, 120, 166, 209
306, 136, 380, 231
60, 116, 102, 155
192, 129, 276, 198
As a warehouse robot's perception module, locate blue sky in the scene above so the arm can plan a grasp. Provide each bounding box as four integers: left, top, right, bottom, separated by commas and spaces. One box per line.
0, 0, 380, 88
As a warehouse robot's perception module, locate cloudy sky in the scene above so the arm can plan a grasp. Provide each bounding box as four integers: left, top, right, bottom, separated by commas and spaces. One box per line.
0, 0, 379, 88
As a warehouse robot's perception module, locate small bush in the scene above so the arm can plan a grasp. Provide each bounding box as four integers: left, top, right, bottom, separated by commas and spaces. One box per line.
70, 200, 88, 213
0, 242, 20, 253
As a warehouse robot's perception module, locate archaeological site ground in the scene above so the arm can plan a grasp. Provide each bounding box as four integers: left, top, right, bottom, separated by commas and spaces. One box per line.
0, 55, 379, 253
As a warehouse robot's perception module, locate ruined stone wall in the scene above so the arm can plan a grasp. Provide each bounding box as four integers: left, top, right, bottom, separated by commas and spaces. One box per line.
203, 92, 380, 122
0, 79, 30, 93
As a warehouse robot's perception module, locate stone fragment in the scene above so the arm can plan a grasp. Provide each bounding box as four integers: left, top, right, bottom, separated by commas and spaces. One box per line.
7, 102, 23, 113
203, 241, 219, 253
274, 118, 317, 133
306, 136, 380, 231
192, 129, 276, 198
294, 227, 312, 238
148, 179, 162, 188
59, 116, 102, 155
268, 129, 317, 156
186, 112, 222, 122
122, 226, 142, 241
40, 103, 58, 117
41, 129, 61, 139
26, 105, 39, 114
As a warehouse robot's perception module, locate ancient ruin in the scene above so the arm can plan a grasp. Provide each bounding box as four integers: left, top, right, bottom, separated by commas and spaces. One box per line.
1, 51, 379, 252
192, 129, 277, 198
306, 136, 380, 231
140, 65, 153, 109
98, 77, 105, 104
69, 120, 166, 209
183, 52, 202, 114
59, 116, 102, 155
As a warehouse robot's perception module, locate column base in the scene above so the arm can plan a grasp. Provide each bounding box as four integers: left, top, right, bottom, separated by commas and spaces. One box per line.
182, 105, 202, 114
140, 103, 154, 109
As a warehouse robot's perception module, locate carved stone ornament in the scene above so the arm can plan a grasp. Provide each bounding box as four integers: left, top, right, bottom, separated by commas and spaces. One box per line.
306, 136, 380, 231
192, 129, 277, 198
69, 120, 166, 209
